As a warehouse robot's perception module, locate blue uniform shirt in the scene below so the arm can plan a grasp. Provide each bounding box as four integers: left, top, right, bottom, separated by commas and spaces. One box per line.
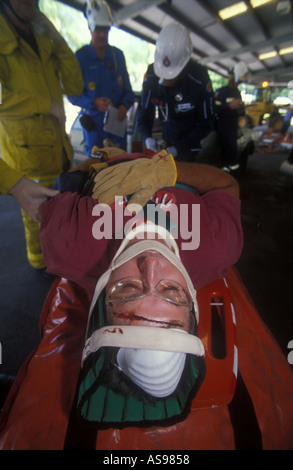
68, 43, 135, 155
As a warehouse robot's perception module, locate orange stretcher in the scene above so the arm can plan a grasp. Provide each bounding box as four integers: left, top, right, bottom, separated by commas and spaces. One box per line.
0, 266, 293, 450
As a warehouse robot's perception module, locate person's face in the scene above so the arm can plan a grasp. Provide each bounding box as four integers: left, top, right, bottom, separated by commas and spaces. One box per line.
91, 26, 110, 49
105, 250, 193, 332
8, 0, 36, 22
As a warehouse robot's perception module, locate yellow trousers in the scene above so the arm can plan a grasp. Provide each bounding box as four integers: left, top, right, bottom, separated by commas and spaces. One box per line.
21, 178, 57, 269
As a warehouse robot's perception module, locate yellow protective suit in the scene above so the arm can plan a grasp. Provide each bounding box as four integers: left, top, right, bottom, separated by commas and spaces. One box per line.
0, 13, 84, 268
0, 158, 23, 195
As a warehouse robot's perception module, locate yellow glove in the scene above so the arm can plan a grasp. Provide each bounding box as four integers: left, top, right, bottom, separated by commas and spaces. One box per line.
90, 162, 108, 173
91, 146, 126, 161
91, 150, 177, 207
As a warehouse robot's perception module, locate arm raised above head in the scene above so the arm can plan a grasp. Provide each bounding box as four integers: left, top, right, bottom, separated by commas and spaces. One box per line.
175, 162, 239, 198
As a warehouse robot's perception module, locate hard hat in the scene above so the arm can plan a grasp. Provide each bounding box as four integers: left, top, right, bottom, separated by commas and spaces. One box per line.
85, 0, 113, 32
233, 62, 248, 82
154, 22, 192, 80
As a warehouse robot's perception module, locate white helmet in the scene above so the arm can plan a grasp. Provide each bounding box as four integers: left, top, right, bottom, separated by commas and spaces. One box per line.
233, 62, 248, 82
154, 22, 192, 80
86, 0, 113, 32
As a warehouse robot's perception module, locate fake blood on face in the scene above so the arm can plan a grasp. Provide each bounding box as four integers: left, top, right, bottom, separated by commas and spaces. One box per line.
109, 309, 184, 328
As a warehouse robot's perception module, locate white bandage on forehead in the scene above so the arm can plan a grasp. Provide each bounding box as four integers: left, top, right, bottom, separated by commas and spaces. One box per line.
88, 225, 199, 327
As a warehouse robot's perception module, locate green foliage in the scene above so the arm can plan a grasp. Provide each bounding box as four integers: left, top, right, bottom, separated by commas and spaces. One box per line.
39, 0, 90, 51
109, 27, 155, 92
39, 0, 154, 91
208, 72, 226, 91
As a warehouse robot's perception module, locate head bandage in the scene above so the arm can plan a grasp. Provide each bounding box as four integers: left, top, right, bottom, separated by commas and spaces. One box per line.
82, 224, 203, 398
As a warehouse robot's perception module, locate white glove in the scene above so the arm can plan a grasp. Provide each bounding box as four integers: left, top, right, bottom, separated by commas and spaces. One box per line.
145, 137, 158, 152
166, 146, 178, 158
32, 11, 65, 45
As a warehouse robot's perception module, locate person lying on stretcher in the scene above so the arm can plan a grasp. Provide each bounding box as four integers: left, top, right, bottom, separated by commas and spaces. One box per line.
39, 147, 243, 425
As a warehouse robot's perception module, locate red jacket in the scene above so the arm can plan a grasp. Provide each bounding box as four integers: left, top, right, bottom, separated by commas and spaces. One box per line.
40, 186, 243, 292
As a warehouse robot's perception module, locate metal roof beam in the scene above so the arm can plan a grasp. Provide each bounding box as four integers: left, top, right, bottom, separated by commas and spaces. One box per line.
199, 33, 293, 64
158, 2, 226, 54
251, 64, 293, 81
114, 0, 166, 25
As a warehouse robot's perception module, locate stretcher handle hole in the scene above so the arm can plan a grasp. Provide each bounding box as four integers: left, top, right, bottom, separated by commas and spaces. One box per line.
210, 296, 226, 359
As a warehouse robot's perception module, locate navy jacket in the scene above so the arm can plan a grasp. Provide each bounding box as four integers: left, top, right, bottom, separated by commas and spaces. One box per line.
136, 61, 215, 159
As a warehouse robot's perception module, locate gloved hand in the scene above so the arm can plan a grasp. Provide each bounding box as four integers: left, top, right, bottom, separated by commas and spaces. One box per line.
91, 146, 126, 161
32, 11, 65, 45
158, 139, 167, 149
166, 146, 178, 158
69, 146, 126, 173
145, 137, 158, 152
91, 150, 177, 207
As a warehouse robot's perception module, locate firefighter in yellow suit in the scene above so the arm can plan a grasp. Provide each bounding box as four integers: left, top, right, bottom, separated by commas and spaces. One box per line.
0, 0, 84, 269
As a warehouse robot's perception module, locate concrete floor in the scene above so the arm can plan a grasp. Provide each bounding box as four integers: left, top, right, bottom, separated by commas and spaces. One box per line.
0, 149, 292, 378
236, 150, 293, 362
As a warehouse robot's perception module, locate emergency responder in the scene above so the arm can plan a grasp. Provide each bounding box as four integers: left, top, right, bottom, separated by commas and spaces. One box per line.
0, 159, 59, 222
68, 0, 135, 155
214, 62, 248, 173
136, 22, 215, 161
0, 0, 84, 270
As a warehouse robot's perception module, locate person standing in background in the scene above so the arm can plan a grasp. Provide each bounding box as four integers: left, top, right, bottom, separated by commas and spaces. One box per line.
136, 22, 215, 162
68, 0, 135, 155
214, 62, 248, 173
0, 0, 84, 271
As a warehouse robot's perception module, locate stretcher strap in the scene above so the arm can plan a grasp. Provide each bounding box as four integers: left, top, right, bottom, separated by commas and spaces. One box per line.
82, 325, 205, 365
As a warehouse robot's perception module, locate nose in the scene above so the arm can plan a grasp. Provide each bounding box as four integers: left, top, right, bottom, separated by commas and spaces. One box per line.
137, 253, 162, 287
